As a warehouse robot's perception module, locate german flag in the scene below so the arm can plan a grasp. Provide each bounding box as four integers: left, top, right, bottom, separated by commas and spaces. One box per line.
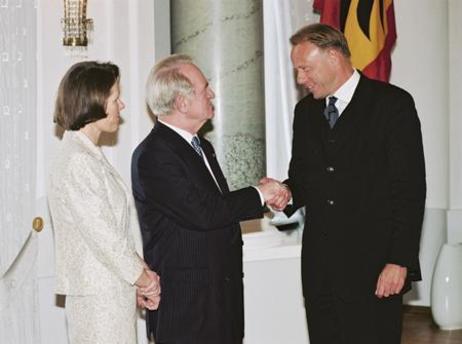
313, 0, 397, 82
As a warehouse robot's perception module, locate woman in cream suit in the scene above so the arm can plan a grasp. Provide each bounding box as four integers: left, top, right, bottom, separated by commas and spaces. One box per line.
48, 61, 160, 344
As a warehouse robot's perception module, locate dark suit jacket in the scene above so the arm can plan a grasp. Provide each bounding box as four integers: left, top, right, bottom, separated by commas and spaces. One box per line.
286, 75, 426, 301
131, 122, 263, 343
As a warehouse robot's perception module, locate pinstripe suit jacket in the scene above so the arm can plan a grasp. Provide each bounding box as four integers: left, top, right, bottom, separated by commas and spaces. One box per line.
131, 122, 264, 343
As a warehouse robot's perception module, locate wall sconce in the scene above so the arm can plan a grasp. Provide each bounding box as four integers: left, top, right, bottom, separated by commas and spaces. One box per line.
61, 0, 93, 48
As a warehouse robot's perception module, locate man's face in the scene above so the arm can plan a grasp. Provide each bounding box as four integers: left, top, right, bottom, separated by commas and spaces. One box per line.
181, 64, 215, 122
291, 41, 337, 99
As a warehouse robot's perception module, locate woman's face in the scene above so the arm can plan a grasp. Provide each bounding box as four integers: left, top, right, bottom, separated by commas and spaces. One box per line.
94, 82, 125, 133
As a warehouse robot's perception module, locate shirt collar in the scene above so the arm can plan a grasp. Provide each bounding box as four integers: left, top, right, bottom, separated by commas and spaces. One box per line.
330, 69, 360, 104
158, 119, 197, 145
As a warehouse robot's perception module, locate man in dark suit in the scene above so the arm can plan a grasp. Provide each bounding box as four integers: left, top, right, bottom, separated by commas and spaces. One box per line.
131, 54, 287, 344
264, 24, 426, 344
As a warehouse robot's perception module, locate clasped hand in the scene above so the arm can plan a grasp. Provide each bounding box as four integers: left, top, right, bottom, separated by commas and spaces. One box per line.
257, 177, 292, 211
137, 269, 161, 311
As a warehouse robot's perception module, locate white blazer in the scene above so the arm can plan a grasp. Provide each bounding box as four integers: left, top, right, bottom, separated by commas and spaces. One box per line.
48, 130, 144, 295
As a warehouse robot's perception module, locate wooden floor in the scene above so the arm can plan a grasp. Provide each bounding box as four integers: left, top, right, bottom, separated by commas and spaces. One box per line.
402, 306, 462, 343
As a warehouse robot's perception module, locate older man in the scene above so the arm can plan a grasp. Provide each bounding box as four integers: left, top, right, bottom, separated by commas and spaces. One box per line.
265, 23, 426, 344
131, 54, 285, 344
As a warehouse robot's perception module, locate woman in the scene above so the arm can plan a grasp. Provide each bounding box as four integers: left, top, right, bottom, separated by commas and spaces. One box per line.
47, 61, 160, 344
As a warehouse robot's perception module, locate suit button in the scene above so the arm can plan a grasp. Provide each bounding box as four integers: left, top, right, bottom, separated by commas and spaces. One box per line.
327, 200, 335, 206
224, 276, 231, 282
328, 139, 336, 144
326, 166, 335, 173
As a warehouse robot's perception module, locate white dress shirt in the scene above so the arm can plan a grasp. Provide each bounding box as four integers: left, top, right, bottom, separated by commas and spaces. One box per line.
327, 69, 360, 116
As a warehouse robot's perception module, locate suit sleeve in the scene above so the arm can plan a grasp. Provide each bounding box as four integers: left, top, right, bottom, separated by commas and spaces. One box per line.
65, 154, 145, 285
386, 93, 426, 274
135, 145, 263, 232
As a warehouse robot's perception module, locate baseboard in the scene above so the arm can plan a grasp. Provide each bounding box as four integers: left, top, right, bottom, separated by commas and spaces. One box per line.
403, 305, 431, 315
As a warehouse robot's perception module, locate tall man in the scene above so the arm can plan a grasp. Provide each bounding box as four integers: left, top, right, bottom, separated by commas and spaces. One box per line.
266, 24, 426, 344
131, 54, 284, 344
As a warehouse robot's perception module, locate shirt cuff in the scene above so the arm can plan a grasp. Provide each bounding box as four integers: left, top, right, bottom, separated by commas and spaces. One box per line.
252, 186, 265, 206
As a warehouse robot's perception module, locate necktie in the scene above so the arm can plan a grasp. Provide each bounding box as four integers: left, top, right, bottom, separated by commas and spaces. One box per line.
324, 96, 339, 128
191, 136, 203, 158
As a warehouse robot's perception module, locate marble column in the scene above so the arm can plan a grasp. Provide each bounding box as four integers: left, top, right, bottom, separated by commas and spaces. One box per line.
171, 0, 265, 190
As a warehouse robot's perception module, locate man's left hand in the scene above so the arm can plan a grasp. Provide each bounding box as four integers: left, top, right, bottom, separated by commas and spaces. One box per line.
375, 263, 407, 298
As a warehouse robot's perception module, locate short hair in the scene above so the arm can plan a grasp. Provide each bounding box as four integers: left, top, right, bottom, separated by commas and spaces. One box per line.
54, 61, 120, 130
290, 23, 351, 58
145, 54, 195, 116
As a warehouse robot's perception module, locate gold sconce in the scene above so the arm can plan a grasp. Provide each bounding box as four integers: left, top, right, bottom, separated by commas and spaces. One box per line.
62, 0, 93, 47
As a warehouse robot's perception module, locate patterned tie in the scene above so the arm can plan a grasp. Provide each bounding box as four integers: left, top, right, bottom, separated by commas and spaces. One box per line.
324, 96, 339, 128
191, 136, 203, 158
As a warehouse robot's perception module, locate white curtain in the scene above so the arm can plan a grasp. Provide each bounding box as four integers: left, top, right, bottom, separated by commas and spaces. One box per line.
263, 0, 318, 181
263, 0, 317, 225
0, 233, 39, 344
0, 1, 38, 343
263, 0, 296, 181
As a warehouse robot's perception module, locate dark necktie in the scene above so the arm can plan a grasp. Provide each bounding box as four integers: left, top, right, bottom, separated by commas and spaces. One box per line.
324, 96, 339, 128
191, 136, 203, 158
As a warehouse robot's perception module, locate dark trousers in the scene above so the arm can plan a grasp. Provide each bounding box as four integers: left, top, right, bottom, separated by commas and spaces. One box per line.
305, 286, 403, 344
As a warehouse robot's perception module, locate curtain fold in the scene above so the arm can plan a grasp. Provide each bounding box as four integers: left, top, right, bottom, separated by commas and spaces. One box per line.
0, 0, 37, 278
263, 0, 297, 182
0, 232, 39, 344
263, 0, 318, 180
263, 0, 317, 225
0, 2, 38, 343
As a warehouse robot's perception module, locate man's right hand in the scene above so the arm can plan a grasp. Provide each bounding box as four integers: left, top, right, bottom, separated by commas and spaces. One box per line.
257, 177, 292, 211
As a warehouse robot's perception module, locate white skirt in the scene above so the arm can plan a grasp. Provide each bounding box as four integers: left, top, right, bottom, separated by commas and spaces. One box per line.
65, 283, 138, 344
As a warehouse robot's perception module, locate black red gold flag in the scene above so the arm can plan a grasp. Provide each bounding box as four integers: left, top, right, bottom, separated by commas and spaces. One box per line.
313, 0, 397, 82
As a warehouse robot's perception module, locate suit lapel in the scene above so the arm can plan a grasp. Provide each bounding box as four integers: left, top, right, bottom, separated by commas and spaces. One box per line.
154, 122, 224, 194
304, 98, 331, 157
201, 141, 229, 194
327, 75, 374, 153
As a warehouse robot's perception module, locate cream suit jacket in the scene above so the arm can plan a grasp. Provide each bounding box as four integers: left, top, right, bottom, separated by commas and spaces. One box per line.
48, 130, 144, 295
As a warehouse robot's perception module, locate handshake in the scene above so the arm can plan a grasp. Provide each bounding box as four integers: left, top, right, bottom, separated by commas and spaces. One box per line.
257, 177, 292, 211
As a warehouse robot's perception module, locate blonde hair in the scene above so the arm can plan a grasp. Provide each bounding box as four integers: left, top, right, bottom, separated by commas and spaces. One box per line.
146, 54, 195, 116
290, 23, 351, 58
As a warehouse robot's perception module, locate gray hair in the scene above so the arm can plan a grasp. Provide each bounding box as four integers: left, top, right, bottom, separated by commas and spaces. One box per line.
146, 54, 195, 116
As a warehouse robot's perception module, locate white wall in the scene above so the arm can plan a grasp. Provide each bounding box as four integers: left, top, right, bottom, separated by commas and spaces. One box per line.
243, 256, 309, 344
391, 0, 462, 306
448, 0, 462, 244
392, 0, 449, 210
392, 0, 449, 307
